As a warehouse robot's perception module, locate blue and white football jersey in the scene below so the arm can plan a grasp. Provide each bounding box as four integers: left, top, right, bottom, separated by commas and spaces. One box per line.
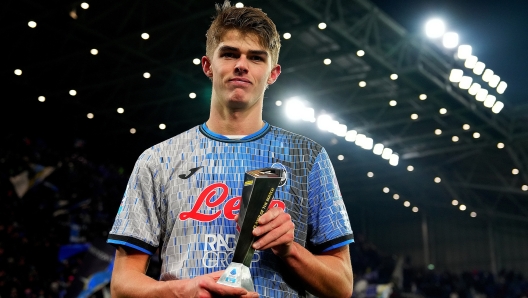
108, 122, 354, 297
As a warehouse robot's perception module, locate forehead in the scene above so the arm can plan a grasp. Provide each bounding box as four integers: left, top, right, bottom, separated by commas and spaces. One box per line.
215, 30, 267, 52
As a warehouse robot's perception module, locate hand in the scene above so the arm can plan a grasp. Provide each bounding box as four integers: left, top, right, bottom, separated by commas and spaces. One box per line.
250, 207, 295, 258
168, 270, 259, 298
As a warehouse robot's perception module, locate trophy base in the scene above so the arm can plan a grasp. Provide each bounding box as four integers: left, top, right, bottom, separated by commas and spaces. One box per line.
217, 262, 255, 292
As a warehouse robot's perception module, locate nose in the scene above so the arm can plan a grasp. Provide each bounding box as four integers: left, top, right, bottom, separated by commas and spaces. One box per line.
234, 56, 249, 74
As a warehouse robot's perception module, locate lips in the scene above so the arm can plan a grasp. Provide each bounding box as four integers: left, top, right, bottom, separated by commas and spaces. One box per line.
229, 77, 251, 84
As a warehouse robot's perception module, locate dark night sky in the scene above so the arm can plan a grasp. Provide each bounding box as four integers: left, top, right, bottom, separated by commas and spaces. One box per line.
370, 0, 527, 108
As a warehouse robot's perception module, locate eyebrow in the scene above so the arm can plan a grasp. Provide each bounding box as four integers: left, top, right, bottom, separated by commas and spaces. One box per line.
218, 45, 268, 57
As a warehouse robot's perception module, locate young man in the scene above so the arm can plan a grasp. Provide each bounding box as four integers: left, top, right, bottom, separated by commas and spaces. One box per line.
107, 1, 354, 297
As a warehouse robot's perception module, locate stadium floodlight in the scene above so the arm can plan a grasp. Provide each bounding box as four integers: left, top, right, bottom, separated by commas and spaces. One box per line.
482, 69, 494, 82
285, 98, 305, 120
425, 18, 445, 38
442, 32, 459, 48
355, 134, 366, 147
475, 89, 488, 102
345, 130, 358, 142
362, 138, 374, 150
334, 124, 347, 137
468, 83, 481, 95
317, 115, 333, 131
483, 95, 496, 108
497, 81, 507, 94
381, 148, 393, 160
457, 45, 472, 59
464, 55, 478, 69
373, 143, 384, 155
489, 75, 500, 88
449, 69, 464, 82
302, 107, 315, 122
328, 120, 340, 134
389, 154, 399, 166
491, 101, 504, 114
473, 62, 485, 75
458, 76, 473, 89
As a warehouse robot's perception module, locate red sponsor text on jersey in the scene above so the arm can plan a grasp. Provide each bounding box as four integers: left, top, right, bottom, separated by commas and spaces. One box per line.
179, 182, 285, 222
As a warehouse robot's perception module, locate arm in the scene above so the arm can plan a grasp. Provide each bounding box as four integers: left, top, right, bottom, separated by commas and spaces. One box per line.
111, 246, 258, 298
252, 208, 353, 298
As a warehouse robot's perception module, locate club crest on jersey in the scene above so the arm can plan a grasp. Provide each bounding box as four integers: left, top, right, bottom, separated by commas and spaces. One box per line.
271, 163, 288, 187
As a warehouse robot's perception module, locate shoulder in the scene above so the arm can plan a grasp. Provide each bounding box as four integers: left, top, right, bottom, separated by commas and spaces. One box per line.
268, 125, 324, 153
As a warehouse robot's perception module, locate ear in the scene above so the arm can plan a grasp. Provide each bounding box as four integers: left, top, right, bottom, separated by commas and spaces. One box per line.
202, 56, 213, 78
267, 64, 281, 85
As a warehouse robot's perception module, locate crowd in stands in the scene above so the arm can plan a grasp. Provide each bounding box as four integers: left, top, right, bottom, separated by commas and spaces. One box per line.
1, 134, 527, 298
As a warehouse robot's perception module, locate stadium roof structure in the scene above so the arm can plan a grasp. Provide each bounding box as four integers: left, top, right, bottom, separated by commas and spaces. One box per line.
4, 0, 528, 234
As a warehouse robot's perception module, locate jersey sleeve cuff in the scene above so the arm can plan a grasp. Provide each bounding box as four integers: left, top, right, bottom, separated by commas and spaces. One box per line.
312, 234, 354, 254
107, 234, 158, 255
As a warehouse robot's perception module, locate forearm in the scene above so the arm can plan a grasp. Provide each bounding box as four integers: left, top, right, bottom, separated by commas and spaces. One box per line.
280, 243, 353, 298
111, 268, 172, 298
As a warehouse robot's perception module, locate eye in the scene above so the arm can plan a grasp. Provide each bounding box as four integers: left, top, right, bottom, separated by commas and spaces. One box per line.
221, 52, 236, 58
251, 56, 264, 61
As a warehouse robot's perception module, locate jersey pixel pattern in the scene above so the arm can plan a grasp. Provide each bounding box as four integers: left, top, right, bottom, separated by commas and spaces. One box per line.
108, 123, 354, 297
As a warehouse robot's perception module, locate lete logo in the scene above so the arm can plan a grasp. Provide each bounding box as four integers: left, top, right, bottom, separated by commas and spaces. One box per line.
179, 182, 285, 222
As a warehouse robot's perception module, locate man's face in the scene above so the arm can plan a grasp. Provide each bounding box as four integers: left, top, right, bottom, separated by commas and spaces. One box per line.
202, 30, 280, 110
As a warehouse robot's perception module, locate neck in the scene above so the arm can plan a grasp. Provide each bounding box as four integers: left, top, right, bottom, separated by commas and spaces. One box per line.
206, 99, 264, 136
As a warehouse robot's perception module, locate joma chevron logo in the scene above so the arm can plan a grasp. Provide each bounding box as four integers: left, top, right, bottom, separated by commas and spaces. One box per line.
179, 166, 203, 179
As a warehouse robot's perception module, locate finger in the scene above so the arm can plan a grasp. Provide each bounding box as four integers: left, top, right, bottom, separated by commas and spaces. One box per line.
257, 207, 283, 225
253, 220, 295, 250
200, 278, 248, 296
253, 212, 291, 237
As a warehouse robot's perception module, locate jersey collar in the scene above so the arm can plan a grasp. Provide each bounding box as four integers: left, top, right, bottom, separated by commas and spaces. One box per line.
199, 122, 271, 143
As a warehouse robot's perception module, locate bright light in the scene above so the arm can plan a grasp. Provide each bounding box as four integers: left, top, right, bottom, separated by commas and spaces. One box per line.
117, 107, 124, 114
393, 194, 400, 200
489, 75, 500, 88
275, 100, 282, 106
318, 22, 327, 29
323, 58, 331, 65
457, 45, 472, 59
329, 121, 341, 134
367, 172, 374, 178
159, 123, 166, 130
497, 81, 507, 94
491, 101, 504, 114
283, 33, 291, 39
90, 49, 98, 55
390, 74, 398, 80
475, 89, 488, 102
412, 207, 419, 213
87, 113, 94, 119
389, 100, 397, 106
482, 69, 494, 82
522, 185, 528, 191
404, 201, 411, 207
459, 205, 466, 211
235, 2, 244, 8
359, 81, 366, 87
141, 33, 149, 40
407, 165, 414, 172
130, 128, 136, 134
411, 113, 418, 120
381, 148, 393, 160
345, 130, 358, 142
473, 62, 485, 75
462, 124, 470, 130
435, 129, 442, 135
452, 199, 459, 206
285, 98, 305, 120
452, 136, 459, 142
497, 142, 504, 149
189, 92, 196, 99
28, 21, 37, 28
470, 212, 477, 218
334, 124, 348, 137
317, 115, 333, 131
373, 143, 384, 155
357, 50, 365, 57
473, 132, 480, 139
464, 55, 478, 69
483, 95, 496, 108
143, 72, 151, 78
38, 96, 45, 102
69, 90, 77, 96
193, 58, 200, 65
424, 18, 445, 38
442, 32, 459, 48
355, 134, 366, 147
302, 108, 315, 122
419, 94, 427, 100
14, 69, 22, 76
459, 76, 473, 89
468, 83, 481, 95
383, 187, 390, 193
389, 154, 399, 166
81, 2, 89, 9
512, 168, 519, 175
449, 69, 464, 82
361, 137, 374, 150
337, 155, 344, 161
439, 108, 447, 115
434, 177, 441, 183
